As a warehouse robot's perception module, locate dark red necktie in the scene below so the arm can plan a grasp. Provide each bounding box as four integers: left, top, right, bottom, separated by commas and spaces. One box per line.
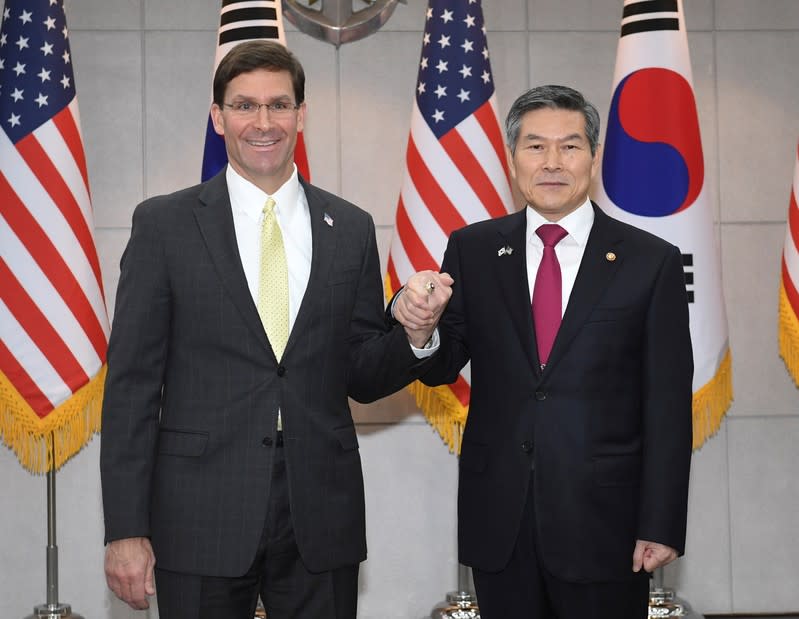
532, 224, 568, 368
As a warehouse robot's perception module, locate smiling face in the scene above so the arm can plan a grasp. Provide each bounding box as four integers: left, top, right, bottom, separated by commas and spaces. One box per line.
507, 107, 599, 221
211, 68, 305, 195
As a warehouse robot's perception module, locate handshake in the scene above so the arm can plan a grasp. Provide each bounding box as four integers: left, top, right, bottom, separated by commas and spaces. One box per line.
393, 270, 454, 349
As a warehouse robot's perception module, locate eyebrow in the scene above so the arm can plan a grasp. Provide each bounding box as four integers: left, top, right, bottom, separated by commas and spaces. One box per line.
229, 95, 294, 103
521, 133, 586, 143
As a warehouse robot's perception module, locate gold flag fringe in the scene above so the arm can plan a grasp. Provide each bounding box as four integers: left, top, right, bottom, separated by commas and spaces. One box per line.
778, 282, 799, 387
691, 349, 733, 450
0, 365, 106, 474
385, 274, 470, 453
409, 380, 468, 455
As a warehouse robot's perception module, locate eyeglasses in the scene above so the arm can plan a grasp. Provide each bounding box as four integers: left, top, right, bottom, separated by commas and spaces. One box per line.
222, 100, 300, 117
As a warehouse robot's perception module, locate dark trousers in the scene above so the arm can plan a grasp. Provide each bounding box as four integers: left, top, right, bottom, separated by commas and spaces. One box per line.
472, 478, 649, 619
154, 442, 359, 619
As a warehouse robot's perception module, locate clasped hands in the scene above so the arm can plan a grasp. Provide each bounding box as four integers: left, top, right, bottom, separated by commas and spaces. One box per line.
394, 270, 454, 348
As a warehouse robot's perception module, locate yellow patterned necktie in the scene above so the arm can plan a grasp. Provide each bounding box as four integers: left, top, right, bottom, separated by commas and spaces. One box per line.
257, 197, 289, 361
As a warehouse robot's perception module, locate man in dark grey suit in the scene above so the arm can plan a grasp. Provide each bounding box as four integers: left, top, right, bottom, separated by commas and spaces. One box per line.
100, 41, 449, 617
396, 85, 693, 618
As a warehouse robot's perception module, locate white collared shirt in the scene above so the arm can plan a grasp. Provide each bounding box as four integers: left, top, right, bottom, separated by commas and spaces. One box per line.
525, 198, 595, 316
227, 164, 312, 329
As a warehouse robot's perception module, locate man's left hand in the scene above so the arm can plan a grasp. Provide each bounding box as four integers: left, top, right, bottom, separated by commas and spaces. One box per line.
632, 539, 678, 572
394, 271, 453, 348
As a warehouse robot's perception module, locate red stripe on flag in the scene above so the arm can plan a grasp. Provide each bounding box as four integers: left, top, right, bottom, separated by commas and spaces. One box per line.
783, 257, 799, 316
440, 128, 508, 220
387, 255, 401, 296
0, 175, 107, 362
407, 138, 467, 235
395, 199, 439, 272
450, 374, 470, 407
295, 132, 310, 181
788, 189, 799, 251
52, 107, 90, 198
0, 338, 53, 418
0, 260, 89, 393
473, 101, 511, 187
16, 133, 104, 292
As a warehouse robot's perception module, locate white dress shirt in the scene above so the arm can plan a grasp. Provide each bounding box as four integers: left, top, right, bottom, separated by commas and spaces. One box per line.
525, 198, 595, 316
227, 164, 312, 329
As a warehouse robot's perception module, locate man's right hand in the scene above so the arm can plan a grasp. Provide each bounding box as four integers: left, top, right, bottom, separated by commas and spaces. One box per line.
105, 536, 156, 610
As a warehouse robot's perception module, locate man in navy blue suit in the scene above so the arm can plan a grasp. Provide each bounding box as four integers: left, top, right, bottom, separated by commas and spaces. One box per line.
395, 85, 693, 619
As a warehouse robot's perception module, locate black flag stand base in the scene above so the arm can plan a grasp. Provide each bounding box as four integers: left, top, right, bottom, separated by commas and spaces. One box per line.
429, 563, 480, 619
648, 567, 703, 618
24, 435, 85, 619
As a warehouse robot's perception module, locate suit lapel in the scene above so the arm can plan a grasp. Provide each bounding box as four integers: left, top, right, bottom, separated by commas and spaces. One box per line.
545, 204, 623, 376
493, 209, 541, 375
284, 178, 336, 356
193, 172, 271, 352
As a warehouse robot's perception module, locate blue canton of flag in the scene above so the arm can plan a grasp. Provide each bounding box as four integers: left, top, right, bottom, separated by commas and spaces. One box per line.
416, 0, 494, 138
1, 0, 76, 143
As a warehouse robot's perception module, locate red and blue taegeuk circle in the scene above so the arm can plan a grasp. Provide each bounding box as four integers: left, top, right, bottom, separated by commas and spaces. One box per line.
602, 68, 704, 217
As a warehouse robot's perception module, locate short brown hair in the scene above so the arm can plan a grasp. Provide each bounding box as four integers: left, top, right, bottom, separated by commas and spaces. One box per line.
212, 40, 305, 107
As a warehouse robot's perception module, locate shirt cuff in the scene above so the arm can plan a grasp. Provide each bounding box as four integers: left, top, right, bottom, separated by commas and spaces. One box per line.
410, 328, 440, 358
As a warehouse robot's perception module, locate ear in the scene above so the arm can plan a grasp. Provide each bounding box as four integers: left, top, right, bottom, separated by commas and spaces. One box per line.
296, 102, 306, 134
210, 103, 225, 137
590, 142, 602, 178
505, 144, 517, 180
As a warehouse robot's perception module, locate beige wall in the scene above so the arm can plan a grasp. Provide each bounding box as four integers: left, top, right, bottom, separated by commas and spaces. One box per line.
2, 0, 798, 616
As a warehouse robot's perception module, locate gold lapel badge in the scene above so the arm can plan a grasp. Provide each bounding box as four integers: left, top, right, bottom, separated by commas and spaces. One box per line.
606, 251, 617, 262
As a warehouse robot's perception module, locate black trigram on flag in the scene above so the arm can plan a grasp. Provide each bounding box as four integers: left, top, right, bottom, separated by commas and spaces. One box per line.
682, 253, 695, 303
621, 0, 680, 37
219, 0, 280, 45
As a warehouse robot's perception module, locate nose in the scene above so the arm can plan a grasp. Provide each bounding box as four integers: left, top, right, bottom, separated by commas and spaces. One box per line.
252, 104, 275, 128
543, 146, 562, 171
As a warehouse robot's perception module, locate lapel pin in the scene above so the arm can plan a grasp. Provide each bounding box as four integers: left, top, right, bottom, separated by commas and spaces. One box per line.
498, 245, 513, 257
323, 212, 334, 227
606, 252, 616, 262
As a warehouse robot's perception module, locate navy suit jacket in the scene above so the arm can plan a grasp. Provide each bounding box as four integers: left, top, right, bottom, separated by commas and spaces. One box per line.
421, 204, 693, 582
100, 171, 430, 576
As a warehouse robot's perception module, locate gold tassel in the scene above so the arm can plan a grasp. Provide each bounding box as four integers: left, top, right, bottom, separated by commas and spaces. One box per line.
0, 366, 106, 474
778, 282, 799, 388
384, 273, 397, 306
409, 381, 468, 454
691, 349, 733, 450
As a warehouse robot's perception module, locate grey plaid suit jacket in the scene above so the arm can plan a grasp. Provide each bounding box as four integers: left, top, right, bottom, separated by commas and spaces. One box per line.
100, 170, 429, 577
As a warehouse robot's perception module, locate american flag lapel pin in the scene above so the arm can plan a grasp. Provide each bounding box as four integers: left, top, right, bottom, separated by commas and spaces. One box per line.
324, 212, 334, 227
497, 245, 513, 257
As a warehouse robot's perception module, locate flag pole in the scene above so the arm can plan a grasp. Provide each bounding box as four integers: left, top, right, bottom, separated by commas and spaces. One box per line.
429, 563, 480, 619
429, 462, 479, 619
648, 566, 702, 618
24, 434, 84, 619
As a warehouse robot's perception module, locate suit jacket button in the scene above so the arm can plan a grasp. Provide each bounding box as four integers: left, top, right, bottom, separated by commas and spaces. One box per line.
521, 441, 534, 453
277, 365, 286, 377
262, 437, 273, 446
535, 391, 547, 401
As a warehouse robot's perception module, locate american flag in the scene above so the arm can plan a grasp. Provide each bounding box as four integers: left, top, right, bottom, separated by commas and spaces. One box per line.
0, 0, 109, 472
386, 0, 514, 452
201, 0, 310, 182
779, 139, 799, 386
